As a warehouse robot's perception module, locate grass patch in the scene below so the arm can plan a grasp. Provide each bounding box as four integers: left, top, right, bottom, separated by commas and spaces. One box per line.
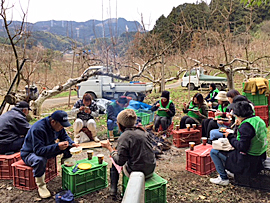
51, 90, 77, 98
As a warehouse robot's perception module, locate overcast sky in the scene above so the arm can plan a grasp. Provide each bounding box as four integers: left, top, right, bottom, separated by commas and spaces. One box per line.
7, 0, 198, 30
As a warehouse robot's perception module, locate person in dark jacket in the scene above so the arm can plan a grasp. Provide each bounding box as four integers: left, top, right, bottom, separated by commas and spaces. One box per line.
0, 101, 31, 154
205, 83, 219, 106
107, 96, 131, 141
209, 101, 267, 186
180, 93, 208, 129
21, 110, 79, 199
101, 109, 156, 196
151, 91, 175, 131
72, 93, 99, 143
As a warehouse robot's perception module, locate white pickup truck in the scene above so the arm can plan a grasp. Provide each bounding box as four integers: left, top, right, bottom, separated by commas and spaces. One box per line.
181, 68, 227, 90
76, 66, 153, 102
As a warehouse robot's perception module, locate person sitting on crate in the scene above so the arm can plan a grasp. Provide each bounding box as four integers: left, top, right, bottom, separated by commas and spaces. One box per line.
205, 83, 219, 107
209, 101, 268, 186
20, 110, 79, 199
180, 93, 208, 129
71, 93, 100, 143
151, 90, 176, 132
0, 101, 31, 155
107, 96, 131, 141
201, 91, 231, 140
101, 109, 156, 196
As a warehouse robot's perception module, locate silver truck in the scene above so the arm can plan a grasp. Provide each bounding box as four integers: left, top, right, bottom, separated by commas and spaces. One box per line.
76, 66, 153, 101
181, 67, 227, 90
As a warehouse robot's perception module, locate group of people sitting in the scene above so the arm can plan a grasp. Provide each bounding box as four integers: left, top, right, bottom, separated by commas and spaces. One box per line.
0, 85, 268, 198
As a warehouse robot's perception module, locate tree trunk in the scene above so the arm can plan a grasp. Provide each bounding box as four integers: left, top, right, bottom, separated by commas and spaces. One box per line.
226, 71, 234, 90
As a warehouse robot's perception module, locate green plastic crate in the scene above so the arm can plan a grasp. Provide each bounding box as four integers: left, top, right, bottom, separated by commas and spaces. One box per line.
138, 109, 155, 123
122, 173, 167, 203
107, 126, 121, 139
243, 92, 268, 106
136, 112, 150, 125
62, 157, 108, 198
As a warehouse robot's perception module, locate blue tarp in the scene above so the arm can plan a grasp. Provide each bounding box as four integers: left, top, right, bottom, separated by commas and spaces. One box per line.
126, 100, 152, 110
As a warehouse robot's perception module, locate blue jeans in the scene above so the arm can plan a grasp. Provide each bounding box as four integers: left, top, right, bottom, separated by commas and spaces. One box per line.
107, 119, 117, 131
210, 129, 224, 141
210, 149, 228, 180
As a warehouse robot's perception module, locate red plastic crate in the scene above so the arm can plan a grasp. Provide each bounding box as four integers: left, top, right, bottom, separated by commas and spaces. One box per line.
254, 106, 269, 118
261, 116, 269, 127
185, 144, 215, 176
11, 157, 58, 190
172, 129, 201, 148
0, 152, 21, 179
208, 111, 215, 118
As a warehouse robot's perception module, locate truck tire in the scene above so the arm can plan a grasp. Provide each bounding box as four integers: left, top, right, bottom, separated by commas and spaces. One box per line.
187, 83, 195, 91
127, 93, 137, 101
216, 84, 222, 91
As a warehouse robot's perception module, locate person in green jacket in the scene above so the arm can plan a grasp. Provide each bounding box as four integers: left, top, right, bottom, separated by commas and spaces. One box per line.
151, 91, 176, 132
205, 83, 219, 107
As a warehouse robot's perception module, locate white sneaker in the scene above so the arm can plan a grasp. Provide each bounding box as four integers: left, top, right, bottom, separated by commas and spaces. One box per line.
93, 136, 100, 142
210, 176, 229, 186
225, 170, 234, 178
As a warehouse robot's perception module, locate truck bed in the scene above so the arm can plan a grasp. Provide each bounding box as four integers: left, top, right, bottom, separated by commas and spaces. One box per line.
102, 82, 153, 92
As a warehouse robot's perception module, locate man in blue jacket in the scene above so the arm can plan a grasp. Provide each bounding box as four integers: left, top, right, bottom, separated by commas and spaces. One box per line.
0, 101, 31, 154
21, 110, 78, 199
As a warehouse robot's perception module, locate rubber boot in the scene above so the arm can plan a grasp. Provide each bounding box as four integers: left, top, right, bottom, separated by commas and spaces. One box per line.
110, 167, 119, 196
109, 131, 114, 142
35, 174, 51, 198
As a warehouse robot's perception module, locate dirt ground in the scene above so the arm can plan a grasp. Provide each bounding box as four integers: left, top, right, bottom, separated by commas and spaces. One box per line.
1, 141, 270, 203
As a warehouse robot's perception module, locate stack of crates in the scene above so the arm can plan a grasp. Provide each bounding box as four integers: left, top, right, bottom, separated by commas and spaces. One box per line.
186, 144, 215, 176
122, 172, 167, 203
62, 157, 108, 198
0, 152, 21, 179
172, 129, 201, 148
242, 81, 270, 127
11, 157, 57, 190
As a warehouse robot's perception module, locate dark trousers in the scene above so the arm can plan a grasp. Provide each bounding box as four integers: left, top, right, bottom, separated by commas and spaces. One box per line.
180, 116, 196, 129
154, 115, 172, 131
0, 137, 25, 154
202, 118, 212, 137
203, 119, 218, 138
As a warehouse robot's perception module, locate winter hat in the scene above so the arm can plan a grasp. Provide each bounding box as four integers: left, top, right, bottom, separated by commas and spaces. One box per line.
117, 96, 128, 104
215, 91, 228, 101
161, 91, 170, 100
117, 109, 137, 128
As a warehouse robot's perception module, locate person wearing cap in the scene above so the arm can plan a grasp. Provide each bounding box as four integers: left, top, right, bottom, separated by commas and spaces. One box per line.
72, 93, 100, 143
107, 96, 131, 141
20, 110, 79, 199
210, 101, 267, 186
101, 109, 156, 196
205, 83, 219, 107
180, 93, 208, 129
201, 91, 230, 140
151, 90, 176, 132
0, 101, 31, 154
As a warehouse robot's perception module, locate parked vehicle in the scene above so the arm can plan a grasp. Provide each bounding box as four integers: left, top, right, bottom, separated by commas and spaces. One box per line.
181, 68, 227, 90
76, 66, 153, 102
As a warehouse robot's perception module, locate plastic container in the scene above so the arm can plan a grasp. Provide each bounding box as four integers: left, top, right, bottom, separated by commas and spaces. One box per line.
136, 112, 150, 126
208, 111, 215, 118
185, 144, 215, 176
243, 92, 268, 106
62, 157, 108, 198
172, 129, 201, 148
12, 157, 57, 190
70, 147, 83, 155
138, 109, 155, 123
0, 152, 21, 179
254, 105, 269, 118
122, 172, 167, 203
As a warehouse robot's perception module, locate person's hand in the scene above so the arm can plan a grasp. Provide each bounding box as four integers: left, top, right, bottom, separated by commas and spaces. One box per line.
235, 118, 241, 125
215, 110, 223, 116
207, 102, 212, 107
58, 141, 69, 150
72, 143, 80, 148
223, 131, 229, 138
156, 103, 160, 107
84, 107, 91, 114
217, 120, 223, 125
100, 139, 111, 149
226, 113, 232, 119
79, 106, 85, 111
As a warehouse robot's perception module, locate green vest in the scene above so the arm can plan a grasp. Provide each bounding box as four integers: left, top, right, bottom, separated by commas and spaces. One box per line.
237, 116, 268, 156
210, 88, 219, 102
157, 100, 172, 117
187, 101, 202, 119
217, 104, 229, 118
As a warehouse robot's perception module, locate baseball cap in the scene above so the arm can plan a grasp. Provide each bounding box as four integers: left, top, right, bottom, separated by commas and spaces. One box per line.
51, 110, 71, 127
15, 101, 32, 110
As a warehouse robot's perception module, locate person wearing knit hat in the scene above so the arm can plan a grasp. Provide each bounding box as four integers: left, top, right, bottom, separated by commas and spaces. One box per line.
150, 91, 176, 132
106, 96, 132, 141
101, 109, 156, 196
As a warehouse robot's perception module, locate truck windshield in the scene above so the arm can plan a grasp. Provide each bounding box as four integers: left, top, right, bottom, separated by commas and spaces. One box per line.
185, 69, 197, 77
